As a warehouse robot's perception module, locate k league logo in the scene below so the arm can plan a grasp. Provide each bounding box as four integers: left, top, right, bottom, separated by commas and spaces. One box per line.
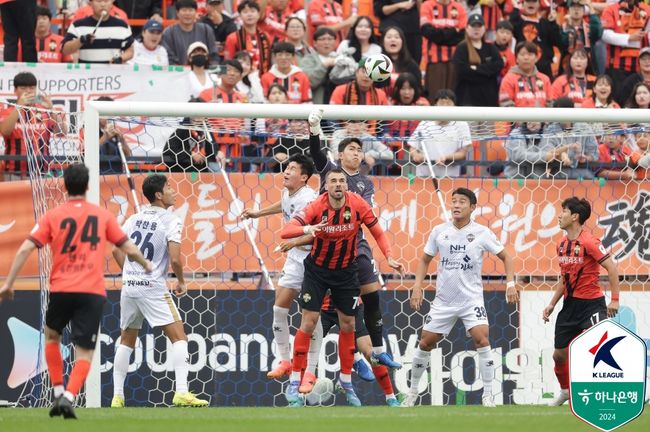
569, 320, 647, 432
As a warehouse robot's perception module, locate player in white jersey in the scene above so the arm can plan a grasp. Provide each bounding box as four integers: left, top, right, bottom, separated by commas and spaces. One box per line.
111, 174, 208, 408
401, 188, 519, 408
241, 155, 318, 379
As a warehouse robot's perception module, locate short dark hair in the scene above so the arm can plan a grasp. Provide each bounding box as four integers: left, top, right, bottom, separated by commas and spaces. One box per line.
36, 5, 52, 19
237, 0, 260, 13
313, 27, 336, 41
553, 96, 575, 108
338, 137, 362, 154
175, 0, 197, 10
224, 59, 244, 74
272, 41, 295, 55
13, 72, 37, 88
562, 197, 591, 224
515, 41, 538, 56
392, 72, 423, 105
325, 167, 346, 180
452, 187, 477, 205
287, 154, 315, 180
64, 164, 89, 196
432, 89, 456, 105
266, 83, 288, 99
142, 174, 168, 203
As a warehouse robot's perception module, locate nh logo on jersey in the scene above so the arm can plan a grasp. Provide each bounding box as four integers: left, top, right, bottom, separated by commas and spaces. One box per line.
569, 320, 647, 431
450, 244, 466, 253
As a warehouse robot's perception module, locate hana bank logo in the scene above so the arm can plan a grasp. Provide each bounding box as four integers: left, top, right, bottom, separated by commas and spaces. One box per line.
590, 331, 626, 379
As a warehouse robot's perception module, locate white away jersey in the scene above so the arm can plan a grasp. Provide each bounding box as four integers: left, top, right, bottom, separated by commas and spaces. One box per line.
424, 221, 504, 306
282, 185, 317, 261
121, 206, 182, 297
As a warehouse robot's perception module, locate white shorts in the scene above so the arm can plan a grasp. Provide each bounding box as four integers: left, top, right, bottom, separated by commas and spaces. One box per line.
423, 301, 489, 336
120, 292, 181, 330
277, 255, 305, 290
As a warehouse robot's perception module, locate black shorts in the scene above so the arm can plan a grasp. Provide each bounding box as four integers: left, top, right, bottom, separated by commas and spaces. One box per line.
357, 254, 379, 286
320, 304, 368, 338
555, 296, 607, 349
45, 293, 106, 349
299, 255, 360, 316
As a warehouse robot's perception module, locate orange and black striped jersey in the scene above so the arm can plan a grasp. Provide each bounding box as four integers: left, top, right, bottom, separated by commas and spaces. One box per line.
420, 0, 467, 64
557, 230, 609, 300
601, 3, 650, 73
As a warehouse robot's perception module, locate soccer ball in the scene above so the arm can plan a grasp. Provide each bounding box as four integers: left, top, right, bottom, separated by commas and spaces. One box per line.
363, 54, 393, 83
305, 378, 335, 406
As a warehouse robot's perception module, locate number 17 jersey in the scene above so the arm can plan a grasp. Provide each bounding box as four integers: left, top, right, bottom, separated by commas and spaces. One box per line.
121, 206, 182, 297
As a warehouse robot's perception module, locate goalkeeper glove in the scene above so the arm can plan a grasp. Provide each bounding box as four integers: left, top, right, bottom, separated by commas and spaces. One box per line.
308, 109, 323, 135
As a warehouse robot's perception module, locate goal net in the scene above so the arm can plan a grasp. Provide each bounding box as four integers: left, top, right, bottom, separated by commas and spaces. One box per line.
10, 101, 649, 408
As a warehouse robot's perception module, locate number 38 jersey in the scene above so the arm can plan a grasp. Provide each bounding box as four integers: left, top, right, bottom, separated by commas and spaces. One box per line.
28, 199, 128, 296
121, 205, 182, 297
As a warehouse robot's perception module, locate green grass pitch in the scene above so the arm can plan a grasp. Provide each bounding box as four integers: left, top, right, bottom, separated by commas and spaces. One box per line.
0, 406, 648, 432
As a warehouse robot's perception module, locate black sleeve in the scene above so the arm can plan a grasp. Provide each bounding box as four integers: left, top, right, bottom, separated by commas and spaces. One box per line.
163, 129, 191, 169
509, 8, 524, 42
452, 42, 473, 79
474, 45, 505, 77
422, 23, 465, 46
616, 74, 641, 106
309, 133, 328, 171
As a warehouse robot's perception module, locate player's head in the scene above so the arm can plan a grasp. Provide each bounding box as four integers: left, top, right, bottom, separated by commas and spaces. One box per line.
325, 168, 348, 201
283, 154, 314, 189
560, 197, 591, 228
338, 138, 363, 170
451, 188, 477, 222
64, 164, 89, 197
143, 174, 176, 207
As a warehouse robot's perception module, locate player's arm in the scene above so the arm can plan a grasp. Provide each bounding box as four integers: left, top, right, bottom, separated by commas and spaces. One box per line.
0, 239, 38, 302
280, 217, 324, 238
542, 278, 564, 323
168, 241, 187, 297
308, 109, 328, 171
600, 256, 620, 317
496, 249, 518, 304
410, 252, 434, 311
241, 200, 282, 219
118, 239, 153, 273
277, 234, 314, 252
364, 206, 404, 275
112, 246, 126, 269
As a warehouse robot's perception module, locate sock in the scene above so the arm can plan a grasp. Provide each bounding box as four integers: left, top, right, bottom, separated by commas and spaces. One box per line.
477, 346, 495, 396
306, 317, 323, 375
372, 346, 384, 355
339, 331, 355, 375
372, 365, 395, 397
66, 359, 91, 399
290, 329, 311, 382
173, 340, 189, 394
409, 347, 430, 394
554, 360, 569, 390
45, 342, 64, 396
339, 373, 352, 383
361, 291, 384, 347
272, 305, 291, 362
112, 345, 133, 398
354, 351, 364, 363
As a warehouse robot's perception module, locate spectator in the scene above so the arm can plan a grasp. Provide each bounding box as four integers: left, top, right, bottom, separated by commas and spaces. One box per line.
452, 14, 504, 107
495, 20, 516, 82
633, 132, 650, 173
96, 96, 131, 174
596, 133, 640, 181
601, 0, 650, 88
375, 0, 421, 64
284, 17, 313, 59
582, 74, 620, 108
72, 0, 128, 21
0, 72, 57, 180
509, 0, 564, 79
625, 81, 650, 109
163, 99, 218, 173
258, 83, 291, 171
224, 0, 272, 74
336, 16, 382, 63
128, 19, 168, 66
0, 0, 37, 62
472, 0, 507, 43
551, 48, 597, 107
380, 26, 421, 96
307, 0, 356, 43
199, 0, 237, 60
407, 89, 472, 178
420, 0, 467, 103
114, 0, 163, 36
186, 42, 214, 98
505, 121, 555, 179
330, 62, 389, 105
499, 41, 553, 107
162, 0, 217, 66
560, 0, 603, 75
617, 47, 650, 105
33, 5, 73, 63
258, 0, 293, 44
298, 27, 337, 104
62, 0, 134, 64
541, 96, 600, 179
234, 51, 265, 104
261, 42, 312, 103
331, 120, 393, 173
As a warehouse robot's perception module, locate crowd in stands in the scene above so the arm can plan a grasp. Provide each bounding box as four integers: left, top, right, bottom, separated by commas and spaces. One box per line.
1, 0, 649, 180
